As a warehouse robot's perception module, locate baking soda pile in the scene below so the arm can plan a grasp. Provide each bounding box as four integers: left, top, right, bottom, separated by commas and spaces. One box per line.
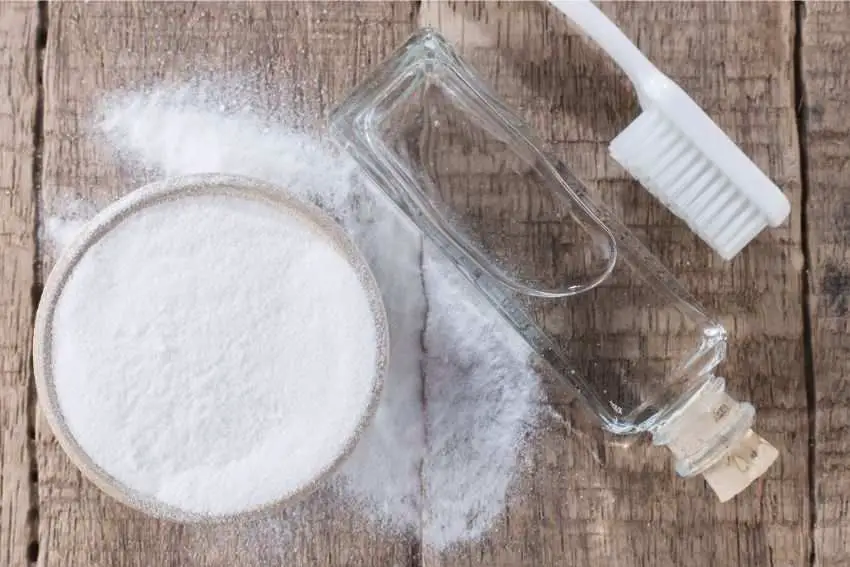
45, 83, 542, 549
51, 193, 380, 516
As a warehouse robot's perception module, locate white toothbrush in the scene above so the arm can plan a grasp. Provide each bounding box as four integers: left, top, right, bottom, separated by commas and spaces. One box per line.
548, 0, 790, 260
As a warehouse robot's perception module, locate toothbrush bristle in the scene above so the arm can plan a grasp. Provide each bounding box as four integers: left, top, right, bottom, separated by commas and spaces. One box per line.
610, 110, 769, 260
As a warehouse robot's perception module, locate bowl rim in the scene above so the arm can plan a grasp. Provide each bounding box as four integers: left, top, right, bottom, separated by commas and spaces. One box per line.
32, 172, 389, 524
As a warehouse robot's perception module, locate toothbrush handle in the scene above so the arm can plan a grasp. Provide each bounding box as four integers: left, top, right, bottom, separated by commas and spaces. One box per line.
547, 0, 659, 88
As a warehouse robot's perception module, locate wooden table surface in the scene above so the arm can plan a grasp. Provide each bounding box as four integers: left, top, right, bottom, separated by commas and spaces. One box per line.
0, 1, 846, 566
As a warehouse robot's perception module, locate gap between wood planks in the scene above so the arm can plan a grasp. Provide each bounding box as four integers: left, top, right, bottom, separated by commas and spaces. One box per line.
793, 1, 817, 566
28, 1, 48, 565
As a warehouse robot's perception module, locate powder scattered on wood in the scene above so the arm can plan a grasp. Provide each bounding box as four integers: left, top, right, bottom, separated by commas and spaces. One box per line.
45, 81, 542, 550
50, 192, 380, 516
421, 249, 538, 548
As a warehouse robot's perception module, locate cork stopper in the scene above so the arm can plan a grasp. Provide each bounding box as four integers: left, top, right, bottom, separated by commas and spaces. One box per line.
652, 376, 778, 501
701, 429, 778, 502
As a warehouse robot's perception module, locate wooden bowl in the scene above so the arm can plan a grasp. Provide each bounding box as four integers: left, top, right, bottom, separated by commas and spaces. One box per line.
32, 173, 389, 523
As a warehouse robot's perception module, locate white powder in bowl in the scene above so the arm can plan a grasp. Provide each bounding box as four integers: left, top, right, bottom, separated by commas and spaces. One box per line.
43, 184, 383, 518
41, 82, 543, 550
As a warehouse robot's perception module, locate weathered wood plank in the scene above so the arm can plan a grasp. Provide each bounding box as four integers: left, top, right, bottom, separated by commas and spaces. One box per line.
0, 3, 39, 567
420, 2, 808, 566
34, 1, 814, 566
38, 3, 418, 566
800, 3, 850, 566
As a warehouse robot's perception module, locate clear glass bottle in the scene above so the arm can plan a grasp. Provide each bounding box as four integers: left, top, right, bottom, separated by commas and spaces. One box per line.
329, 29, 777, 500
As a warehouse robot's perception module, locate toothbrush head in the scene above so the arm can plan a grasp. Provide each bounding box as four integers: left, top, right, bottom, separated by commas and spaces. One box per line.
609, 80, 790, 260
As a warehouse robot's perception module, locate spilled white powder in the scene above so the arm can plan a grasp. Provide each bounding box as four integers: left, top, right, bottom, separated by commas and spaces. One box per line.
45, 82, 542, 549
422, 249, 537, 548
51, 193, 379, 516
42, 193, 100, 253
332, 207, 427, 531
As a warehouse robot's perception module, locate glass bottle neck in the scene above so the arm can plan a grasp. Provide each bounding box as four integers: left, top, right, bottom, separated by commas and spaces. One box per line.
649, 375, 777, 501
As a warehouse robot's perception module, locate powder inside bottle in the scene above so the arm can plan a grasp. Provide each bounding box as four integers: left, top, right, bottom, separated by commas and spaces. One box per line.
49, 192, 380, 516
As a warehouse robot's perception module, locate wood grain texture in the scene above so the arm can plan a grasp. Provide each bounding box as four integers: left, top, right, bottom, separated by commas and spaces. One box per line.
0, 3, 38, 567
419, 2, 808, 566
38, 3, 418, 566
799, 3, 850, 566
30, 1, 813, 567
